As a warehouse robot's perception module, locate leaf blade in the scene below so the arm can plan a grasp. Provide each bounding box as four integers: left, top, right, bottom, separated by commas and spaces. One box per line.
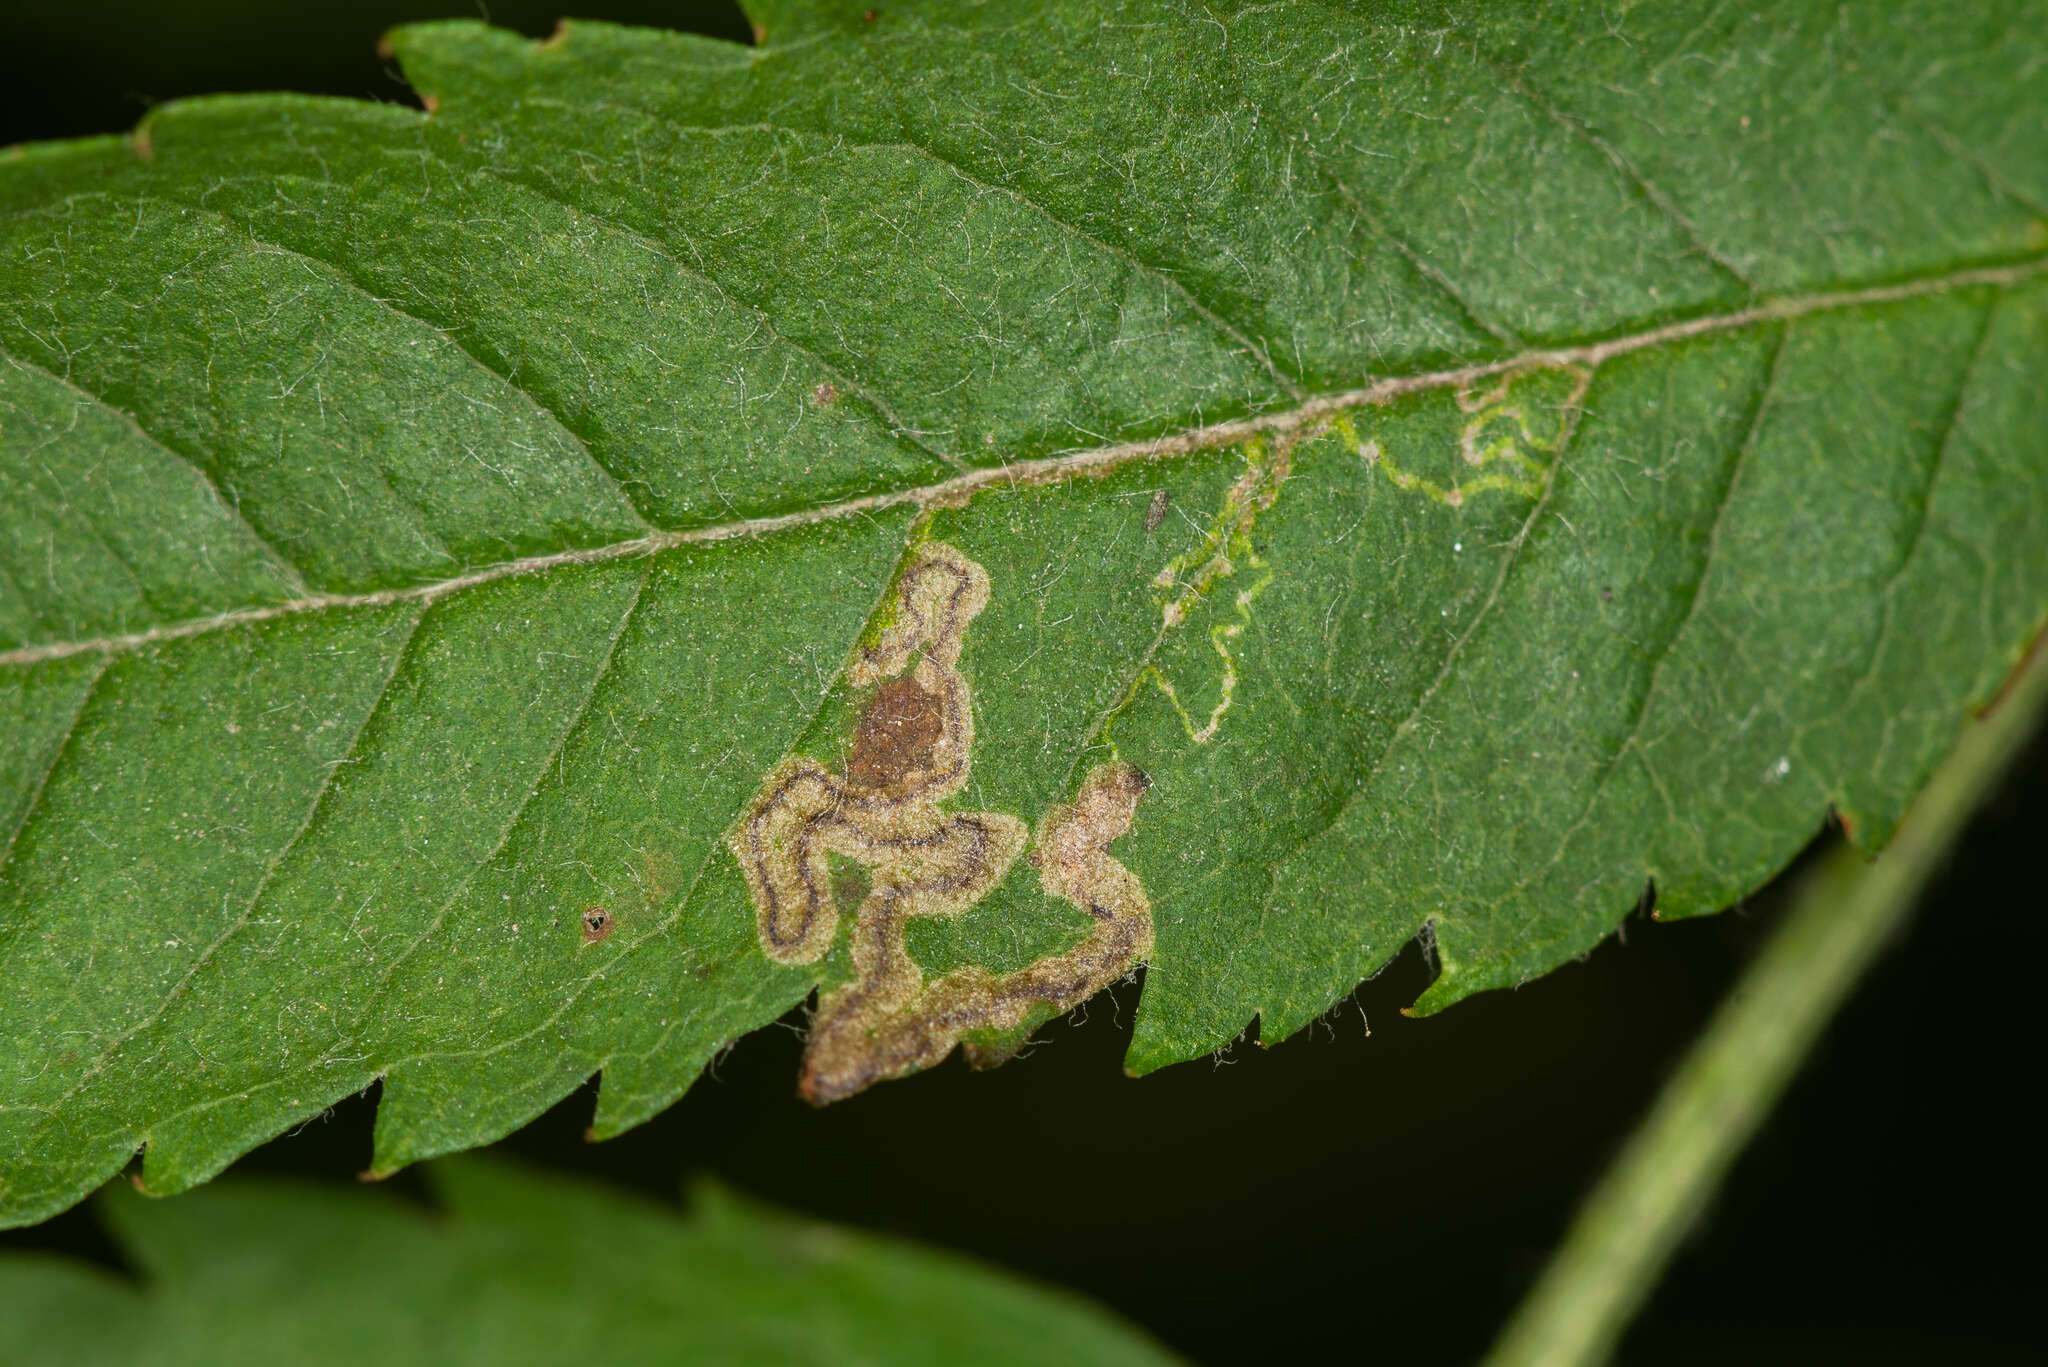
0, 1159, 1181, 1367
2, 0, 2045, 1225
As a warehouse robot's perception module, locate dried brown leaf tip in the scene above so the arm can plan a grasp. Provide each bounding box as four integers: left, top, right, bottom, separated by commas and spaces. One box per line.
728, 543, 1153, 1103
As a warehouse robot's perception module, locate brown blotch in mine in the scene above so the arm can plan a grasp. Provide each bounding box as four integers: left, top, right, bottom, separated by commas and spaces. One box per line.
581, 906, 614, 944
845, 676, 945, 789
811, 381, 839, 406
1145, 488, 1170, 533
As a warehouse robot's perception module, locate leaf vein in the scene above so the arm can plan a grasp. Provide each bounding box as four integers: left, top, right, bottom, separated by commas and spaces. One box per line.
1484, 325, 1791, 915
152, 561, 662, 1146
357, 562, 651, 1029
23, 605, 426, 1147
0, 349, 312, 598
181, 204, 661, 531
0, 258, 2039, 672
1453, 33, 1761, 295
0, 653, 107, 887
1268, 354, 1599, 902
471, 151, 973, 475
539, 99, 1306, 400
1837, 289, 2005, 717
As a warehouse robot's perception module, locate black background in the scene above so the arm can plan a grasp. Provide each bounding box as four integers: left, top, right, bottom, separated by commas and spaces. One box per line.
5, 4, 2045, 1361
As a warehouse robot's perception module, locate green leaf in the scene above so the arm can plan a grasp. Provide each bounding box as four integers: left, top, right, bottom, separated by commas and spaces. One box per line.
4, 0, 2046, 1224
0, 1158, 1179, 1366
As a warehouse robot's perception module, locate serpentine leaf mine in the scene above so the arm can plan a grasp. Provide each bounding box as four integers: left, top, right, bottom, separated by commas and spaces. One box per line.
730, 543, 1154, 1101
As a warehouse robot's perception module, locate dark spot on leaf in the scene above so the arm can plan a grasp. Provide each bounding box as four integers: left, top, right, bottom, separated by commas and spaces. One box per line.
582, 907, 614, 943
863, 9, 879, 22
845, 675, 944, 789
1145, 488, 1170, 532
811, 381, 839, 406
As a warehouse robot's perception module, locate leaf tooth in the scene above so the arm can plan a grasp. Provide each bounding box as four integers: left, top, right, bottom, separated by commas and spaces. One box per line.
368, 1052, 596, 1179
587, 1051, 704, 1141
136, 1081, 367, 1198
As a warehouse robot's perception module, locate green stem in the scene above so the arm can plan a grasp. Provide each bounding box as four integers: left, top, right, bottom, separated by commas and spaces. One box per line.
1483, 638, 2048, 1367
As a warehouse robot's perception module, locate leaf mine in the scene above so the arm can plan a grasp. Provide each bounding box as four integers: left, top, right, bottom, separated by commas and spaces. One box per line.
1337, 364, 1592, 507
729, 542, 1156, 1101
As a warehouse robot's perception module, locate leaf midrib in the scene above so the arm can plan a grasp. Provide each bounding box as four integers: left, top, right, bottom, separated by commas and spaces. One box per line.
3, 254, 2041, 672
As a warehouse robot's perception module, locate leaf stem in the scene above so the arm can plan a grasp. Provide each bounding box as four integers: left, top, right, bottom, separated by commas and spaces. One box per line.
1483, 634, 2048, 1367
